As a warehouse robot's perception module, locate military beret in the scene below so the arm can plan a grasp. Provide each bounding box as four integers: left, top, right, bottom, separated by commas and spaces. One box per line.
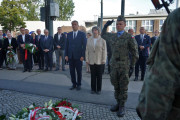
117, 15, 126, 22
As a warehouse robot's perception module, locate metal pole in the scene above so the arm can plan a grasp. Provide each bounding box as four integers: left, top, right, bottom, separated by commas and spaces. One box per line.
121, 0, 125, 16
177, 0, 179, 8
161, 0, 170, 14
49, 0, 54, 37
101, 0, 103, 32
45, 0, 53, 36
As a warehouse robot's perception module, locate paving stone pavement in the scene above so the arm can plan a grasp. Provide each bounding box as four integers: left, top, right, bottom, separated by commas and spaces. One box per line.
0, 90, 140, 120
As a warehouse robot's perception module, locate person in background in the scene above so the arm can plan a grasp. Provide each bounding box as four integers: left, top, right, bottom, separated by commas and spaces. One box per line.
86, 32, 92, 73
16, 32, 22, 64
36, 29, 44, 70
17, 27, 32, 72
151, 30, 159, 49
40, 29, 54, 71
134, 27, 151, 81
0, 30, 3, 70
31, 32, 38, 68
65, 20, 87, 91
4, 32, 18, 69
86, 26, 107, 95
54, 27, 66, 71
25, 29, 29, 35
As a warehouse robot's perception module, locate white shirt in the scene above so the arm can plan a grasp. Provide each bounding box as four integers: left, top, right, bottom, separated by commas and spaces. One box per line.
8, 39, 11, 44
58, 33, 61, 41
73, 30, 78, 39
93, 38, 98, 47
22, 34, 25, 42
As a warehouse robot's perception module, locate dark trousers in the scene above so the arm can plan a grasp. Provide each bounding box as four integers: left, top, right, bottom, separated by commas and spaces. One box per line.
33, 52, 38, 64
1, 50, 7, 67
135, 54, 148, 78
0, 50, 3, 67
90, 64, 103, 92
44, 51, 53, 70
21, 50, 32, 70
37, 51, 44, 69
69, 57, 82, 87
108, 54, 112, 73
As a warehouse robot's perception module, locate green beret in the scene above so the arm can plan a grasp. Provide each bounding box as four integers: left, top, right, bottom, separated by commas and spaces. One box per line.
117, 15, 126, 22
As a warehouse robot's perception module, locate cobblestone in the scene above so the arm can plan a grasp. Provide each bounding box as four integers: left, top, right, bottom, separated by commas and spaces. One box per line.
0, 90, 140, 120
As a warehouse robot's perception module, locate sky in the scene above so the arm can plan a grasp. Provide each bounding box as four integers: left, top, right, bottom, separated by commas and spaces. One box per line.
0, 0, 177, 21
71, 0, 177, 21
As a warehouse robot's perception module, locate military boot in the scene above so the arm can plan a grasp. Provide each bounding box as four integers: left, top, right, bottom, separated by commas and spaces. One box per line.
110, 103, 119, 112
117, 106, 125, 117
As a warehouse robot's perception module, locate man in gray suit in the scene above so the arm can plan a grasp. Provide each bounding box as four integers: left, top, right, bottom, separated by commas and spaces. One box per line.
40, 29, 54, 71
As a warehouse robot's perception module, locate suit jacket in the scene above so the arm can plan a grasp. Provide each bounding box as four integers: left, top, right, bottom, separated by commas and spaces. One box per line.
17, 34, 32, 52
65, 31, 87, 59
151, 36, 158, 46
4, 38, 18, 53
135, 34, 151, 56
86, 36, 107, 65
54, 33, 66, 50
0, 39, 2, 49
35, 35, 43, 51
40, 35, 54, 52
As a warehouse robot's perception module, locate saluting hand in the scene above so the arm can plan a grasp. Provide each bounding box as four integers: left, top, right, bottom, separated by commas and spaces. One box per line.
65, 56, 68, 61
104, 20, 114, 27
80, 57, 84, 61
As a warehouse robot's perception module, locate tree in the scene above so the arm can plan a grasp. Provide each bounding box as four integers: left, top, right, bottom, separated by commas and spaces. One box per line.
25, 0, 42, 21
54, 0, 75, 21
0, 0, 27, 31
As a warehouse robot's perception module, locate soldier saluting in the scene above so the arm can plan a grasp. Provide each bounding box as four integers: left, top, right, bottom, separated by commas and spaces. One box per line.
101, 15, 138, 117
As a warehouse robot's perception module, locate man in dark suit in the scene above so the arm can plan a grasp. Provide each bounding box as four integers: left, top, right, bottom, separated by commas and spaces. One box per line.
54, 27, 66, 71
40, 29, 53, 71
134, 27, 151, 81
17, 27, 32, 72
36, 29, 44, 70
4, 32, 18, 53
65, 20, 87, 91
0, 30, 3, 70
151, 30, 159, 49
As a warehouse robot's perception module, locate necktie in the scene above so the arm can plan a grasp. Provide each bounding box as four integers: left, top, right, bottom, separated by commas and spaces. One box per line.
141, 34, 144, 43
74, 32, 76, 39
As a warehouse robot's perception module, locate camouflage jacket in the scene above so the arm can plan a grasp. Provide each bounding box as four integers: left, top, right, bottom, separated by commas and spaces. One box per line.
101, 28, 138, 68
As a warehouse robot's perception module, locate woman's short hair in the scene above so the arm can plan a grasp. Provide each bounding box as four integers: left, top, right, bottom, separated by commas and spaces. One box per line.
92, 26, 100, 33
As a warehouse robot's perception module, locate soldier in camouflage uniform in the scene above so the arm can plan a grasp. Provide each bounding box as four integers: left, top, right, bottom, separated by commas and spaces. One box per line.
136, 8, 180, 120
101, 16, 138, 117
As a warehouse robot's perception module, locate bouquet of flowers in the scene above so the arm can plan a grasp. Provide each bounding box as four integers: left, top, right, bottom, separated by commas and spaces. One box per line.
25, 43, 36, 54
9, 99, 82, 120
6, 44, 15, 64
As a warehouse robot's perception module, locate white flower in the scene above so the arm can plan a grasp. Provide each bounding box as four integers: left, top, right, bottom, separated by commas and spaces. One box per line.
29, 105, 34, 109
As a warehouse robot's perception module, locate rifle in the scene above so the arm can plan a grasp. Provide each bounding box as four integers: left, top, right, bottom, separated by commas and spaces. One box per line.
151, 0, 174, 14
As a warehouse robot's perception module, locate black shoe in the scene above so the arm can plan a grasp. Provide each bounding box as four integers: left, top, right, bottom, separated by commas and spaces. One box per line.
23, 69, 27, 72
134, 77, 138, 81
69, 86, 76, 90
141, 77, 144, 81
117, 106, 125, 117
110, 104, 119, 112
91, 91, 95, 94
62, 69, 65, 71
37, 68, 41, 70
28, 69, 31, 72
44, 68, 48, 71
55, 68, 59, 71
76, 86, 81, 91
96, 91, 101, 95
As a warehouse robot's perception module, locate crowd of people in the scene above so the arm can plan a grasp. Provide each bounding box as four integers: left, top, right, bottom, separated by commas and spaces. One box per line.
0, 17, 159, 117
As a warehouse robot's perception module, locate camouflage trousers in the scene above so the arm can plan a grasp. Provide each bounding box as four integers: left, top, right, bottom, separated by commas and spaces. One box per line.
136, 68, 180, 120
110, 67, 129, 107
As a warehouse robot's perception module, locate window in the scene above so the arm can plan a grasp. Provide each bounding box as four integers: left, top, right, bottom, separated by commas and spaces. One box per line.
125, 20, 136, 32
159, 20, 165, 31
142, 20, 154, 32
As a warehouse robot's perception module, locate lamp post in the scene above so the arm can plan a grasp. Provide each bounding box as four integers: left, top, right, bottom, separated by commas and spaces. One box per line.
101, 0, 103, 32
121, 0, 125, 16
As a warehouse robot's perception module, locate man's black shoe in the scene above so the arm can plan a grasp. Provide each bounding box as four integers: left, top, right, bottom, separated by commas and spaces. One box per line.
96, 91, 101, 95
141, 77, 144, 81
117, 106, 125, 117
44, 68, 48, 71
55, 68, 59, 71
134, 77, 138, 81
110, 104, 119, 112
28, 69, 31, 72
76, 86, 81, 91
91, 91, 95, 94
69, 86, 76, 90
23, 69, 27, 72
62, 69, 65, 71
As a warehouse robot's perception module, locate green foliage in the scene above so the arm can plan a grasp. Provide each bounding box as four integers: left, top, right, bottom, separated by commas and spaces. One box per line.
0, 0, 27, 31
25, 0, 42, 21
54, 0, 75, 21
